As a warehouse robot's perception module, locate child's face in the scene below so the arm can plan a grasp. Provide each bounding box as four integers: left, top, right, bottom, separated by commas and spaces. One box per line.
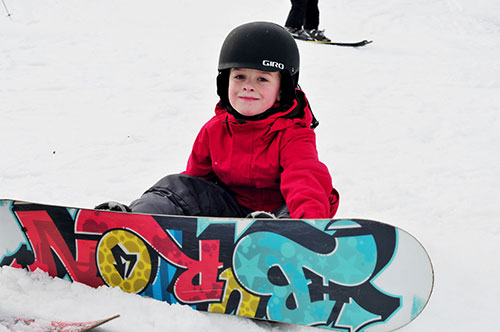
228, 68, 281, 117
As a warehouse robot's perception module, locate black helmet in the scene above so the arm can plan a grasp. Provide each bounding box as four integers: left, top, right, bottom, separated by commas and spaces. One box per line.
218, 21, 299, 76
217, 21, 300, 108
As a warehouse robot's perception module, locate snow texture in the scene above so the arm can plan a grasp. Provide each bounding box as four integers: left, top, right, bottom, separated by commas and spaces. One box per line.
1, 0, 499, 331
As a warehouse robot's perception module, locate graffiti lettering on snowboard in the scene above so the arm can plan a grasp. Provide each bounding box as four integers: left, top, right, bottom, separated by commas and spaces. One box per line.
0, 202, 402, 331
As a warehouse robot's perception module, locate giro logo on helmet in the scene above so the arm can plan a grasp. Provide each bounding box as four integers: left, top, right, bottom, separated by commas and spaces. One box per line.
262, 60, 285, 70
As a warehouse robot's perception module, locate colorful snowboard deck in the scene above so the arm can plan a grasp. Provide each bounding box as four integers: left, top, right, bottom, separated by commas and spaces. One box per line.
0, 199, 433, 331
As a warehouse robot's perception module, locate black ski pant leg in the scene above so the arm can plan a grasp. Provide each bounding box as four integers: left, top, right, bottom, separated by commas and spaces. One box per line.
129, 174, 252, 217
304, 0, 320, 30
285, 0, 308, 29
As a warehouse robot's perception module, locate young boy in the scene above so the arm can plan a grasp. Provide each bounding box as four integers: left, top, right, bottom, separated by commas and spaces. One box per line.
98, 22, 339, 219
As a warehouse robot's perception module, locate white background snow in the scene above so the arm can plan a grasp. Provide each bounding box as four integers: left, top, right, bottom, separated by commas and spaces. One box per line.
1, 0, 499, 330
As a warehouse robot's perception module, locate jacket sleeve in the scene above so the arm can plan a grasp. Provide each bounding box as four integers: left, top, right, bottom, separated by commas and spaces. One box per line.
183, 123, 216, 180
279, 127, 339, 219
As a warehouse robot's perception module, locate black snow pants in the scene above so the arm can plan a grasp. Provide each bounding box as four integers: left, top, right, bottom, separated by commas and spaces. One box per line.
285, 0, 320, 30
130, 174, 290, 218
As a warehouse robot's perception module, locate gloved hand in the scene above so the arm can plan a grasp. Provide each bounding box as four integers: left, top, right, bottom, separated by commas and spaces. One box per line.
95, 201, 132, 212
246, 211, 276, 219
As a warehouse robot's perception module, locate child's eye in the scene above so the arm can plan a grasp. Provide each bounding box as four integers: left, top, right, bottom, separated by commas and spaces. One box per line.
234, 74, 245, 80
258, 77, 269, 82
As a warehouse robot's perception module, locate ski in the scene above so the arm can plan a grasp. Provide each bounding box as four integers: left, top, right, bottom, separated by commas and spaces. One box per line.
0, 314, 120, 332
294, 37, 373, 47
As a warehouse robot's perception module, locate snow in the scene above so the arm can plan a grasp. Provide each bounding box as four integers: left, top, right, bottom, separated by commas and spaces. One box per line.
1, 0, 499, 330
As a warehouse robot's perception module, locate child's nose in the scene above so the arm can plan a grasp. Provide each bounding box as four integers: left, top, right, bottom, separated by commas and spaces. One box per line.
243, 80, 255, 91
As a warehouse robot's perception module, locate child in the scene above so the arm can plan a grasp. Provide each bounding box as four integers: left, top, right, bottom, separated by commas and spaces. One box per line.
97, 21, 339, 219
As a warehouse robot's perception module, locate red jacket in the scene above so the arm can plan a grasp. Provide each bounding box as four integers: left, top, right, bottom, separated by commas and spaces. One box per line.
184, 90, 339, 219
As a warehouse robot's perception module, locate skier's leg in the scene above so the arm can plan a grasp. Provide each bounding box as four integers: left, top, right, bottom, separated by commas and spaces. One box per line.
129, 174, 251, 217
285, 0, 308, 29
304, 0, 320, 30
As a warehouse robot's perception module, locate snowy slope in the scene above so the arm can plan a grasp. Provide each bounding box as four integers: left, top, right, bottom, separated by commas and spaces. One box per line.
1, 0, 499, 331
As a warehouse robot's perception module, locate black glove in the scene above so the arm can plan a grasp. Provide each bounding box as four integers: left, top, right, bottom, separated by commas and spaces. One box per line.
95, 201, 132, 212
246, 211, 276, 219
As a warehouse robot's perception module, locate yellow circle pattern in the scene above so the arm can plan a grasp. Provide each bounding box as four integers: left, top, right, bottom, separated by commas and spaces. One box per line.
97, 229, 152, 293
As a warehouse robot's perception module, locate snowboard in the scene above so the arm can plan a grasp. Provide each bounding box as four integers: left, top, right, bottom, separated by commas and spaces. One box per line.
0, 314, 119, 331
0, 199, 433, 331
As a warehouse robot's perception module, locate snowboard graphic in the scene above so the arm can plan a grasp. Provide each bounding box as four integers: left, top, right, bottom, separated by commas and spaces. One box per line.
0, 199, 433, 331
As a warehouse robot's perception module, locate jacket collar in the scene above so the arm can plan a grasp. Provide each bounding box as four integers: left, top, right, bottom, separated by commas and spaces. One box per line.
215, 89, 314, 132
